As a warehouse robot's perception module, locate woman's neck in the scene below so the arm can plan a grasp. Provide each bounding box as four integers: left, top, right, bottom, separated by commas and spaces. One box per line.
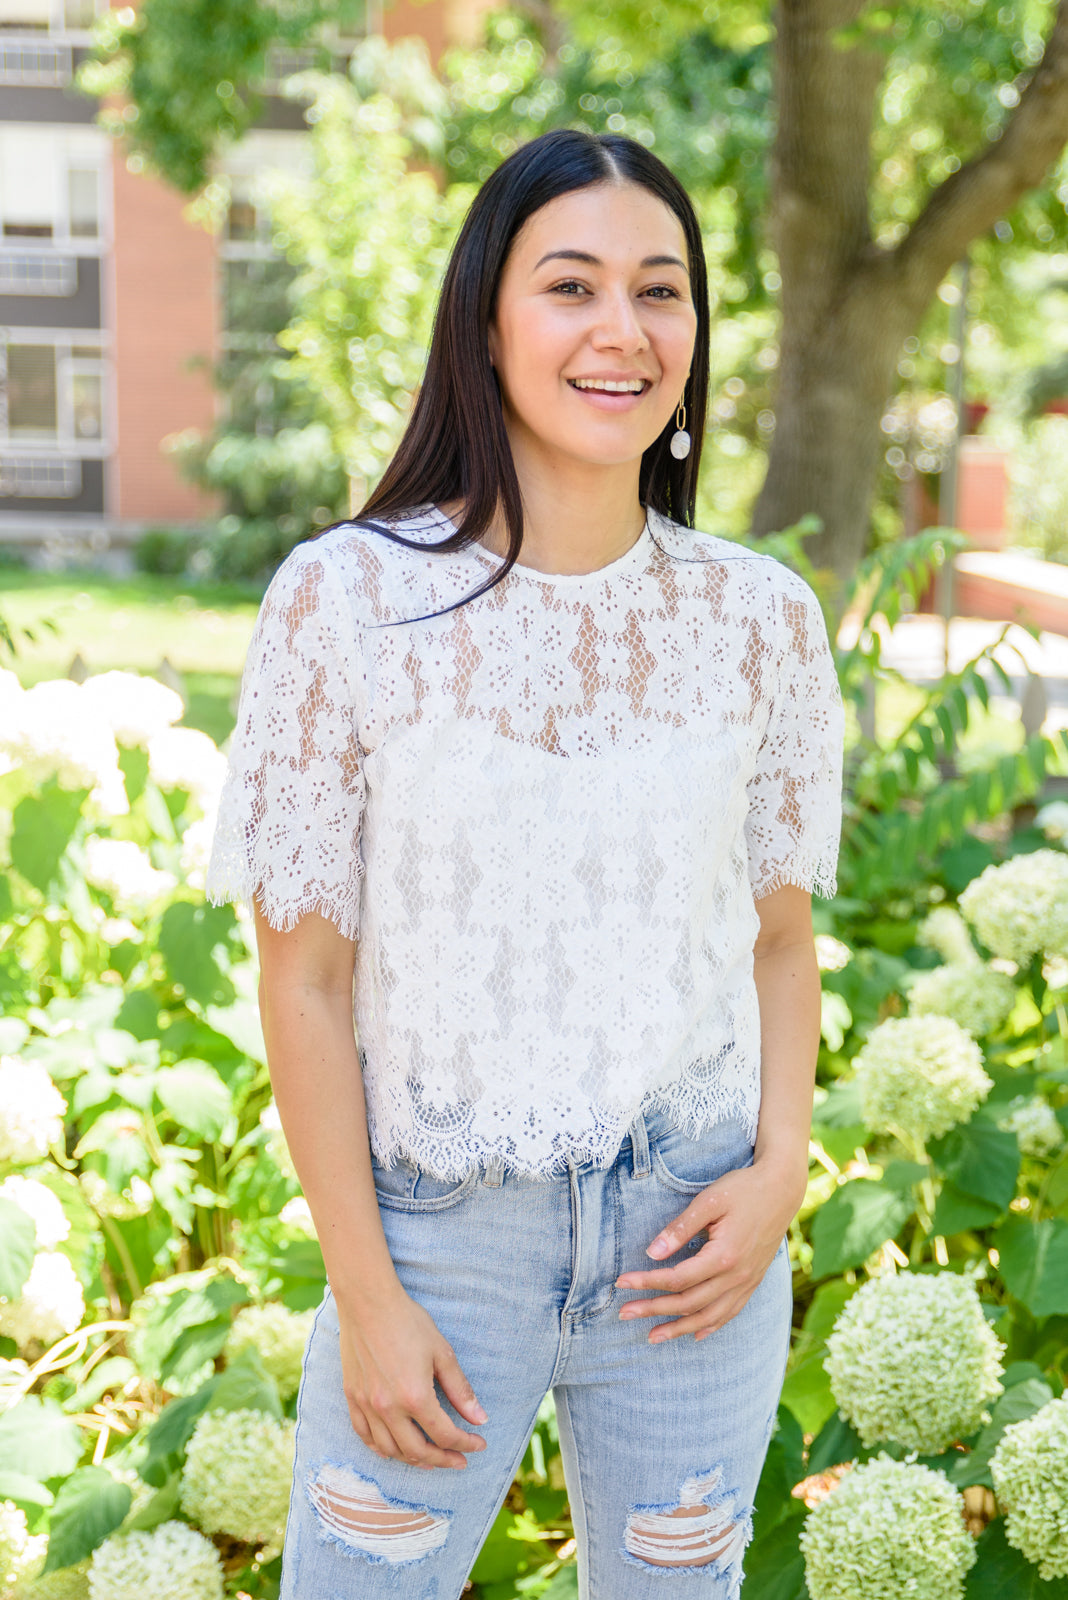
448, 445, 647, 578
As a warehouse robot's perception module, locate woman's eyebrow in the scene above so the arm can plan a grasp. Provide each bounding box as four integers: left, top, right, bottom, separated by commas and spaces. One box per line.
533, 248, 689, 273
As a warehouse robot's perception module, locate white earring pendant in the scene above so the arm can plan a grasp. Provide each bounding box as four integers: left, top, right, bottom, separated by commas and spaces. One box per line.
670, 399, 691, 460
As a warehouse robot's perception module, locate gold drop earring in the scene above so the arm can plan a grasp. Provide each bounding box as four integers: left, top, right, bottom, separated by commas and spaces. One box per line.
670, 398, 691, 460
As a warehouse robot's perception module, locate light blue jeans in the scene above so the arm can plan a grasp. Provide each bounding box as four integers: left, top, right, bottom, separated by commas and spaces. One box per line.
279, 1108, 793, 1599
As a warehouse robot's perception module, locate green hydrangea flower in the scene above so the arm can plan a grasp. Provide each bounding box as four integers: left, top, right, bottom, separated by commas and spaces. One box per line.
179, 1408, 295, 1550
916, 906, 979, 967
14, 1557, 90, 1600
960, 850, 1068, 966
825, 1271, 1004, 1453
990, 1395, 1068, 1580
1, 1501, 46, 1595
997, 1096, 1065, 1159
799, 1454, 977, 1600
87, 1523, 223, 1600
852, 1015, 992, 1146
225, 1303, 313, 1402
907, 962, 1016, 1038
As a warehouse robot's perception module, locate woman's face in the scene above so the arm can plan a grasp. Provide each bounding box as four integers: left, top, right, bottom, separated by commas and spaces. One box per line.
488, 181, 698, 475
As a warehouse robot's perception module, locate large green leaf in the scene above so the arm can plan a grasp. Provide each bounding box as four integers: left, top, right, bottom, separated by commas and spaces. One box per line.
157, 900, 237, 1007
0, 1398, 81, 1481
929, 1122, 1020, 1212
43, 1467, 132, 1572
931, 1183, 1004, 1238
994, 1215, 1068, 1318
154, 1060, 232, 1141
139, 1385, 219, 1487
208, 1347, 283, 1419
780, 1278, 858, 1435
809, 1180, 913, 1278
950, 1378, 1055, 1489
10, 783, 87, 892
0, 1198, 36, 1299
964, 1518, 1068, 1598
806, 1409, 870, 1473
741, 1503, 810, 1600
0, 1471, 53, 1509
135, 1276, 247, 1382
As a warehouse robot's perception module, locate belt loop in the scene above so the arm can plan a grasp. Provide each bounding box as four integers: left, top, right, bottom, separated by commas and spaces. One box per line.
629, 1111, 651, 1179
482, 1154, 505, 1188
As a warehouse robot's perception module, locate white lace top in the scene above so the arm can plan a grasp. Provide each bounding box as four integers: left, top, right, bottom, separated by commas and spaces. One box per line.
207, 506, 844, 1179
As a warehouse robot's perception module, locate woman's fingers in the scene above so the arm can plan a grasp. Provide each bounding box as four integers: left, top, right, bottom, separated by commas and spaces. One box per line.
434, 1342, 489, 1430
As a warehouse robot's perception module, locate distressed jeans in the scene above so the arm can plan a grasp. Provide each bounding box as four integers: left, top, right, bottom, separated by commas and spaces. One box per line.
279, 1108, 793, 1599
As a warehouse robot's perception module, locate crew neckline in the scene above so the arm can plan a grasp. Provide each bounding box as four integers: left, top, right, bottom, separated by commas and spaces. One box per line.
427, 505, 655, 587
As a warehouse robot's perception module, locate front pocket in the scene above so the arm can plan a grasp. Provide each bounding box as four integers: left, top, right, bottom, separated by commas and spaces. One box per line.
370, 1154, 479, 1212
651, 1119, 754, 1195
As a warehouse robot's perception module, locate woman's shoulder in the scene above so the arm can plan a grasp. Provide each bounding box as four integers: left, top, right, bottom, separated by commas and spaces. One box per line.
264, 509, 479, 626
649, 511, 822, 612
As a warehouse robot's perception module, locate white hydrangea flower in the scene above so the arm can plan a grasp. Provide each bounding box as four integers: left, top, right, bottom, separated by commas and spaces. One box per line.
259, 1103, 296, 1180
87, 1521, 224, 1600
279, 1196, 315, 1232
907, 962, 1016, 1038
0, 1500, 47, 1595
916, 906, 979, 967
991, 1394, 1068, 1580
825, 1271, 1004, 1453
997, 1096, 1065, 1159
79, 672, 183, 749
852, 1015, 993, 1145
0, 1252, 85, 1351
179, 1407, 295, 1549
960, 850, 1068, 966
799, 1454, 977, 1600
225, 1304, 313, 1401
815, 935, 851, 973
0, 1177, 70, 1249
146, 728, 227, 812
0, 1059, 66, 1164
1036, 800, 1068, 842
84, 838, 177, 909
177, 811, 216, 893
0, 680, 127, 815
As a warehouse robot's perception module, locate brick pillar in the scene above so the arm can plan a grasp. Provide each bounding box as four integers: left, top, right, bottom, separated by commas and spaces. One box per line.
109, 147, 218, 524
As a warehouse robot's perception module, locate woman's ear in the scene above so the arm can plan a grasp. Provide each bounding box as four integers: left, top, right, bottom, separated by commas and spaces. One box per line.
487, 320, 499, 369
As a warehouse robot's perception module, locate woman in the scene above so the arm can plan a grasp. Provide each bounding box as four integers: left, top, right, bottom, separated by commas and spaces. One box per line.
207, 128, 844, 1599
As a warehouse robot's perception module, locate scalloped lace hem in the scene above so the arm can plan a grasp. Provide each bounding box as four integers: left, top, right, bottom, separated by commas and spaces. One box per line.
206, 868, 362, 943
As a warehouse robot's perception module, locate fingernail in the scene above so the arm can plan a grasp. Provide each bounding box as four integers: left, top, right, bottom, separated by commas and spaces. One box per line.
471, 1403, 488, 1423
647, 1238, 670, 1258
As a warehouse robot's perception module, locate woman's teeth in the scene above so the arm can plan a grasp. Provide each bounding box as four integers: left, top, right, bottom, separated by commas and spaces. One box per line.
570, 378, 646, 392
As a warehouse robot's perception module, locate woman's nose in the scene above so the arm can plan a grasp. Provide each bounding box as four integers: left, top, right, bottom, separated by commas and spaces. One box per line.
589, 290, 649, 353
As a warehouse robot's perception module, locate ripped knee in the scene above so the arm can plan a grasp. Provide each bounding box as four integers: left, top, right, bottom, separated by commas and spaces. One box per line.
623, 1466, 751, 1575
307, 1464, 450, 1565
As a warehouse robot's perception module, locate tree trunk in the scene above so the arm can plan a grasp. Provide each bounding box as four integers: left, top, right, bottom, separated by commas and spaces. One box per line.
752, 0, 1068, 596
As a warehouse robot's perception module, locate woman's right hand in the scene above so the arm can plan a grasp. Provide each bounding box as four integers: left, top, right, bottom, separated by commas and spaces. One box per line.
337, 1285, 489, 1470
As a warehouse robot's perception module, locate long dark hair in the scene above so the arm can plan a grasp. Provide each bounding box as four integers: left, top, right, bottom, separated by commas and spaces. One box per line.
345, 128, 711, 605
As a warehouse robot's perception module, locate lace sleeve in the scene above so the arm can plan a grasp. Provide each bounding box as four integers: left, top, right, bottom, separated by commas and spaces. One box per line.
205, 545, 366, 938
744, 574, 844, 901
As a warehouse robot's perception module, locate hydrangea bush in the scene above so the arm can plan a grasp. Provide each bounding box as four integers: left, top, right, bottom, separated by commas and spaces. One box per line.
2, 646, 1067, 1600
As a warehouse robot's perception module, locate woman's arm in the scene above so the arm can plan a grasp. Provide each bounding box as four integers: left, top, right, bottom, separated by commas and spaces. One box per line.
255, 907, 488, 1468
615, 884, 818, 1340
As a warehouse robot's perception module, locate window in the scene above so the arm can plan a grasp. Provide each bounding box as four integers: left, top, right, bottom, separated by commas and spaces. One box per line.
0, 456, 81, 497
0, 340, 107, 446
7, 345, 57, 433
67, 168, 98, 239
0, 253, 76, 295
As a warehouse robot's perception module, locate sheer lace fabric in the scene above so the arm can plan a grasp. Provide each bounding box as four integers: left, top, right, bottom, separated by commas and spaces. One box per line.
207, 508, 844, 1179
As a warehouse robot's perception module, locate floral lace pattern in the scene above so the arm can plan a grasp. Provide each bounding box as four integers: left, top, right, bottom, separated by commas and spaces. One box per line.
207, 508, 844, 1178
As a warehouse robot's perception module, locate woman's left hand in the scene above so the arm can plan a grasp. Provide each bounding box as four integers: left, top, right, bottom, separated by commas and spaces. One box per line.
615, 1162, 799, 1343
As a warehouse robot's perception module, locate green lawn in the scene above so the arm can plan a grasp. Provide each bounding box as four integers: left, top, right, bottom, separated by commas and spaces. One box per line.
1, 570, 263, 747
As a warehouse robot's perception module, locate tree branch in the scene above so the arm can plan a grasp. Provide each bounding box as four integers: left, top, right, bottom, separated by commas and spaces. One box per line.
893, 0, 1068, 307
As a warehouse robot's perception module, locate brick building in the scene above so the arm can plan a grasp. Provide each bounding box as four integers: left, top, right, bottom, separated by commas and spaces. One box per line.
0, 0, 488, 564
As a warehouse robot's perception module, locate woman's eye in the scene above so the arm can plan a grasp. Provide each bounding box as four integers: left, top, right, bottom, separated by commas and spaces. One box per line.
644, 284, 680, 300
550, 280, 588, 296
